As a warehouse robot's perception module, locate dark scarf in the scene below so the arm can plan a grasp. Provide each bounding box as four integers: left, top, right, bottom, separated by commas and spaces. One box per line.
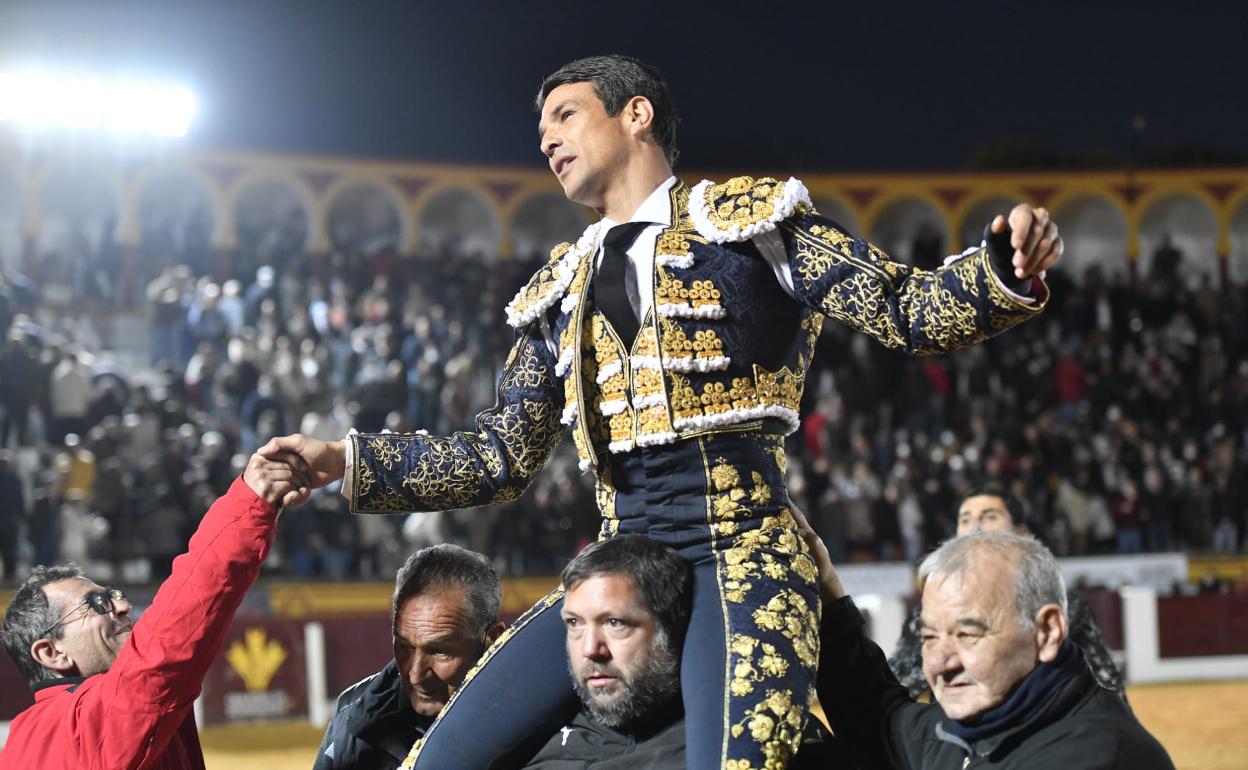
946, 639, 1085, 743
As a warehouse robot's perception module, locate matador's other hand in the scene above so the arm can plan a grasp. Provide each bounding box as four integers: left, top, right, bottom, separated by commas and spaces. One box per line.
258, 434, 346, 491
992, 204, 1063, 280
788, 504, 846, 603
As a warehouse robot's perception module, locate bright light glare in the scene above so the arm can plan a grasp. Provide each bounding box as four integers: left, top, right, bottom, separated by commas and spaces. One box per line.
0, 71, 196, 138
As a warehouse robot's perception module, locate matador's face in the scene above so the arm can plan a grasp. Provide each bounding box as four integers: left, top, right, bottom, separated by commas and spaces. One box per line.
538, 81, 631, 210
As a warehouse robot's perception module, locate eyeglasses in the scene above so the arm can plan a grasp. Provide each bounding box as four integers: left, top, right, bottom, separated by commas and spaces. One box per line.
40, 588, 128, 637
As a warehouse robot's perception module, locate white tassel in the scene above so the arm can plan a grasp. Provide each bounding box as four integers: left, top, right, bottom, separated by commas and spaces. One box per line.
672, 404, 800, 434
656, 253, 695, 269
634, 430, 679, 448
595, 360, 623, 384
656, 303, 727, 320
661, 355, 731, 373
599, 398, 629, 416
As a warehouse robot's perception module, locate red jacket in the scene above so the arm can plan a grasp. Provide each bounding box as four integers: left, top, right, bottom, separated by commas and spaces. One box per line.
0, 476, 279, 770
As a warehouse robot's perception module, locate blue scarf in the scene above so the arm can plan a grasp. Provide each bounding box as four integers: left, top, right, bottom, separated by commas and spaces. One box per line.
946, 640, 1085, 743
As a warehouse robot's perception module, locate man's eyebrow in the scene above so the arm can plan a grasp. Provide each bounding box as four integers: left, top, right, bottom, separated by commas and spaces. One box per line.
538, 100, 576, 136
955, 617, 990, 631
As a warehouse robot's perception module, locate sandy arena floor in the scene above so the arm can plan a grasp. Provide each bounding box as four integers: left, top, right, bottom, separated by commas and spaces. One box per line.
199, 679, 1248, 770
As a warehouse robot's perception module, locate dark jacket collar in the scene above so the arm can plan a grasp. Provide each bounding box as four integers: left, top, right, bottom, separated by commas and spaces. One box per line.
345, 660, 431, 760
935, 663, 1098, 760
32, 675, 87, 697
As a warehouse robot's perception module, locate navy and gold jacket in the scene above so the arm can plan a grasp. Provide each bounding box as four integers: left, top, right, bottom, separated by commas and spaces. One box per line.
347, 176, 1047, 513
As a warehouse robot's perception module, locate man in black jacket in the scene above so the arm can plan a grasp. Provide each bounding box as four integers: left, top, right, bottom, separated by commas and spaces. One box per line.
889, 485, 1125, 701
793, 512, 1174, 770
313, 544, 503, 770
520, 535, 840, 769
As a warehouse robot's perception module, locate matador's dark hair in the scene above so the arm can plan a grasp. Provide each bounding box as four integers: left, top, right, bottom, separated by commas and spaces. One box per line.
537, 55, 681, 166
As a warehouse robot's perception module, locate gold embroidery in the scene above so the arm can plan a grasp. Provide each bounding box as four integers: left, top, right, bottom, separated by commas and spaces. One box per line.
656, 230, 692, 257
701, 176, 787, 232
365, 436, 411, 471
656, 275, 724, 311
728, 689, 805, 770
659, 319, 726, 361
507, 241, 572, 323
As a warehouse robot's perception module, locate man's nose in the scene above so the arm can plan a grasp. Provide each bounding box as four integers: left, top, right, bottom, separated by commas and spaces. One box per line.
406, 653, 432, 683
541, 130, 559, 158
925, 639, 959, 677
112, 595, 133, 617
579, 629, 609, 661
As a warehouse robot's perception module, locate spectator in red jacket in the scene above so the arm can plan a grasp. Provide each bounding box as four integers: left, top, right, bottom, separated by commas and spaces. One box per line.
0, 444, 309, 770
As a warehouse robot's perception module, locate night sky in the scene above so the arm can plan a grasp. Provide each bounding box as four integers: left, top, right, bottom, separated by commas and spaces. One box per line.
2, 0, 1245, 173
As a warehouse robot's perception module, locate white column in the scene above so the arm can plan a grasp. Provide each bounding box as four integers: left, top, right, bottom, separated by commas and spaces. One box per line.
305, 622, 330, 726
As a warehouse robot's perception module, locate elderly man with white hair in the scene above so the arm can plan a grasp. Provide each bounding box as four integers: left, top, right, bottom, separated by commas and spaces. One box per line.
796, 514, 1174, 770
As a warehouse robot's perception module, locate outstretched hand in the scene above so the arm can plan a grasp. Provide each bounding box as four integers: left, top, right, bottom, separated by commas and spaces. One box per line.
992, 204, 1063, 280
788, 504, 845, 603
243, 450, 312, 508
255, 434, 347, 508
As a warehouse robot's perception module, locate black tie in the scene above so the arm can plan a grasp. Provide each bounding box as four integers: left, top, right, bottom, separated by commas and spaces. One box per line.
595, 222, 648, 346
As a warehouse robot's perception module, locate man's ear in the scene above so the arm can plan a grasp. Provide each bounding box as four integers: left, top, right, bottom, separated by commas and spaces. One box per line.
484, 622, 505, 648
30, 638, 76, 676
622, 95, 655, 137
1033, 604, 1067, 663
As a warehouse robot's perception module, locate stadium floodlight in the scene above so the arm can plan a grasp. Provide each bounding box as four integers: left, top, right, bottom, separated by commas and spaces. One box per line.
0, 70, 196, 138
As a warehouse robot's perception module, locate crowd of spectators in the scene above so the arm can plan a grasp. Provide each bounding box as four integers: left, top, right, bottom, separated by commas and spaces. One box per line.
1, 223, 1246, 585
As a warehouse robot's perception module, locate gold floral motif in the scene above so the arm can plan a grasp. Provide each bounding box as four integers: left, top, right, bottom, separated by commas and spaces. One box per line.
891, 261, 986, 355
365, 436, 411, 471
701, 176, 788, 234
711, 459, 741, 491
728, 688, 804, 770
400, 440, 487, 509
502, 338, 555, 390
479, 399, 561, 478
632, 367, 664, 398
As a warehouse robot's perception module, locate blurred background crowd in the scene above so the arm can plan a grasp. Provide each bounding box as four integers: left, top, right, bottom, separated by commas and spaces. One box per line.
2, 210, 1246, 587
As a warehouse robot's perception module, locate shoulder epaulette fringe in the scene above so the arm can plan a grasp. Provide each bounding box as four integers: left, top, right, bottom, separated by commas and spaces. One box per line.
504, 221, 603, 328
689, 176, 811, 244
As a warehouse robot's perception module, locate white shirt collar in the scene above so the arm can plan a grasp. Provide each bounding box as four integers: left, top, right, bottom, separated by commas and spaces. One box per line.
600, 176, 677, 231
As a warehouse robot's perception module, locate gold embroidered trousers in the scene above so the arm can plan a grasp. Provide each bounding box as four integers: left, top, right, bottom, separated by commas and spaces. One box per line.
406, 425, 820, 770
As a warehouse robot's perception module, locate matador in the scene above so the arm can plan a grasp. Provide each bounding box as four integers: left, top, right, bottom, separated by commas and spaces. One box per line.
267, 55, 1064, 770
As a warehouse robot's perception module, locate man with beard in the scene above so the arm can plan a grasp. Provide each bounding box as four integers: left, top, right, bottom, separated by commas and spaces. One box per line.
519, 535, 836, 769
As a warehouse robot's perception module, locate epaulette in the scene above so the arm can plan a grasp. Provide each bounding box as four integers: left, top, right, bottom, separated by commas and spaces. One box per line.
504, 220, 602, 328
689, 176, 812, 244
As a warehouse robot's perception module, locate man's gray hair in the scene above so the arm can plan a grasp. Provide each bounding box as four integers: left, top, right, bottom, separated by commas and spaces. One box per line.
919, 531, 1067, 626
3, 563, 88, 686
392, 544, 501, 640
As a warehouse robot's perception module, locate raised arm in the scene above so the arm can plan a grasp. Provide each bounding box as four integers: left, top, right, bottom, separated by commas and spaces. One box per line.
788, 504, 931, 770
781, 203, 1058, 356
76, 452, 303, 768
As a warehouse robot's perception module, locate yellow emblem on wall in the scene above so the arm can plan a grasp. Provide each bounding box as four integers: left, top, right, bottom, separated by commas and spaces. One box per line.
225, 628, 288, 692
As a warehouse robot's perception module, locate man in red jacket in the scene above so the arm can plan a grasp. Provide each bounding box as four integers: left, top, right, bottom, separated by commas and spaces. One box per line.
0, 443, 309, 770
